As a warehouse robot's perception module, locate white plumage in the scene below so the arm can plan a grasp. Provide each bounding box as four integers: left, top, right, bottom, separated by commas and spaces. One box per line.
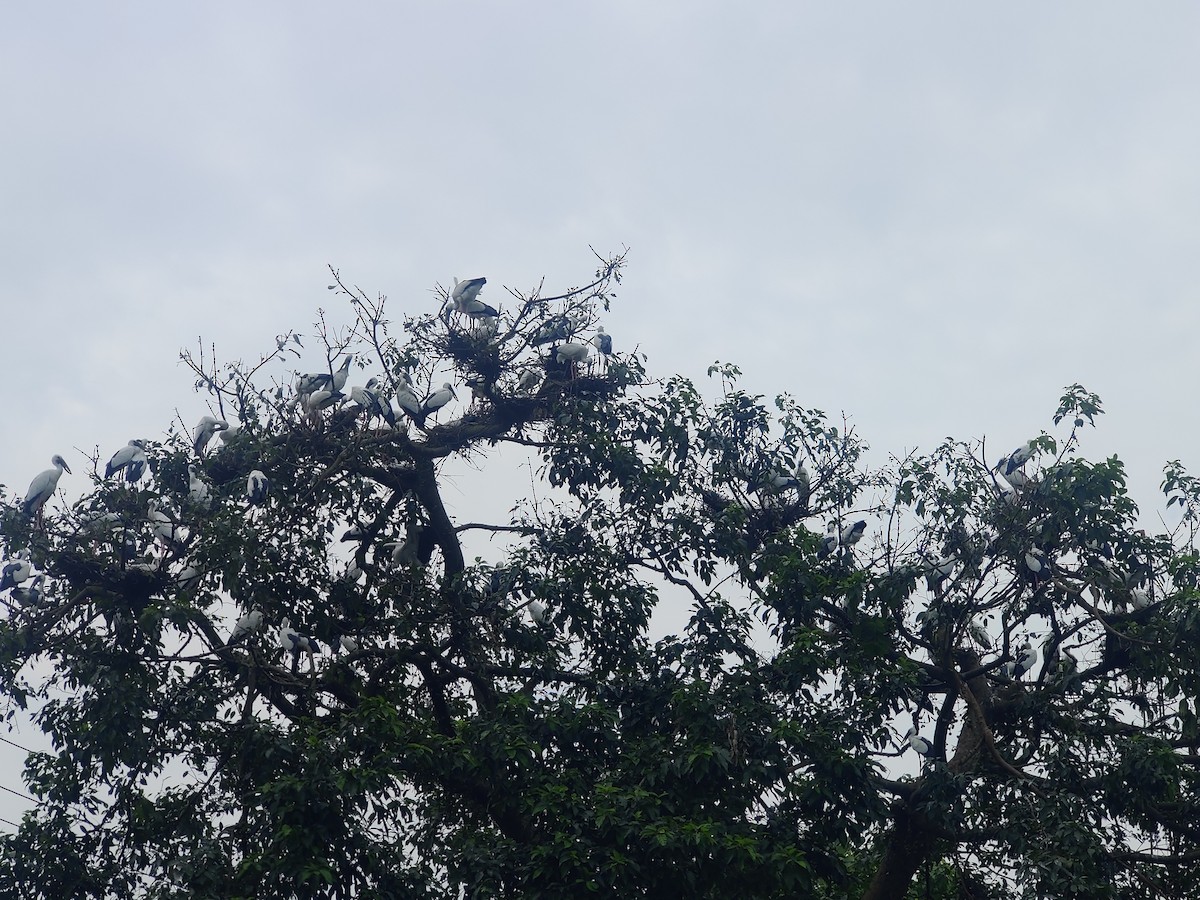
229, 609, 263, 643
904, 727, 934, 757
555, 342, 591, 365
840, 520, 867, 547
23, 455, 71, 518
192, 416, 229, 456
0, 551, 32, 592
187, 466, 211, 507
528, 599, 548, 624
246, 470, 270, 505
105, 440, 147, 481
422, 383, 457, 416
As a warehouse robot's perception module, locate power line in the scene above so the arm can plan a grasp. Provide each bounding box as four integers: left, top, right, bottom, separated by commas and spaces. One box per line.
0, 735, 36, 755
0, 784, 36, 804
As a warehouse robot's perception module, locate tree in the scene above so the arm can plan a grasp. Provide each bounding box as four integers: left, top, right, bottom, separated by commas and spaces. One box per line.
1, 252, 1199, 899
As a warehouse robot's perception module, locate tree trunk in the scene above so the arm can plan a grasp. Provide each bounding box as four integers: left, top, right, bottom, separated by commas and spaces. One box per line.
860, 806, 940, 900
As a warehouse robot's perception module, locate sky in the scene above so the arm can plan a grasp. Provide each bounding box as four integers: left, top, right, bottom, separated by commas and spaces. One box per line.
2, 0, 1199, 826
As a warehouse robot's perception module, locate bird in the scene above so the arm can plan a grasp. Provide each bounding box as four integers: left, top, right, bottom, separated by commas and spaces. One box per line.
229, 609, 263, 643
527, 599, 549, 624
924, 556, 956, 593
751, 463, 809, 496
246, 470, 270, 505
341, 524, 368, 543
531, 315, 572, 346
350, 385, 397, 428
22, 455, 71, 519
1001, 466, 1032, 491
337, 634, 359, 654
395, 384, 424, 421
591, 326, 613, 357
296, 357, 353, 396
105, 441, 147, 482
187, 466, 211, 507
303, 388, 345, 415
279, 617, 319, 668
840, 520, 867, 548
175, 563, 201, 592
967, 617, 992, 649
192, 416, 229, 456
1130, 587, 1152, 610
10, 573, 45, 608
217, 423, 241, 448
904, 727, 934, 757
0, 551, 32, 592
147, 500, 188, 553
1005, 639, 1038, 679
517, 369, 542, 393
555, 342, 591, 366
817, 521, 839, 559
1001, 440, 1038, 476
1023, 547, 1052, 589
450, 276, 487, 309
421, 383, 457, 418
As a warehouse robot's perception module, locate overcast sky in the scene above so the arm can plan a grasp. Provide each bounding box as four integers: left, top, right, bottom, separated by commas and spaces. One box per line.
3, 1, 1199, 822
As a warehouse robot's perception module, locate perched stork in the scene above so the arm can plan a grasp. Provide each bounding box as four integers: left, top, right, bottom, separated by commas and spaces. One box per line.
531, 315, 572, 346
192, 416, 229, 456
517, 368, 542, 393
1004, 639, 1038, 679
105, 441, 147, 482
527, 599, 549, 625
904, 727, 934, 757
10, 573, 45, 608
147, 500, 188, 553
229, 609, 263, 644
817, 521, 839, 559
0, 550, 32, 592
350, 385, 397, 428
187, 466, 212, 507
246, 470, 270, 506
555, 342, 591, 366
450, 276, 487, 309
296, 357, 353, 397
924, 556, 956, 593
840, 520, 867, 548
421, 383, 457, 419
23, 455, 71, 519
1023, 547, 1052, 589
591, 326, 613, 357
1001, 440, 1038, 476
279, 617, 319, 669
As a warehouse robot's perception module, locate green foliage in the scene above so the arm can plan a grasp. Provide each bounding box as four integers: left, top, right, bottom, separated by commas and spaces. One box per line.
1, 258, 1199, 899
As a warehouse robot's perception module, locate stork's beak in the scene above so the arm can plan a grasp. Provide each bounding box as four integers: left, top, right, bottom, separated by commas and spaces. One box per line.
62, 461, 72, 474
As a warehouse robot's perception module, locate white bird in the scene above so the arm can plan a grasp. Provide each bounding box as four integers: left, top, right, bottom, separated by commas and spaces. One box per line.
517, 369, 542, 393
555, 342, 591, 365
591, 326, 613, 356
1001, 440, 1037, 476
1130, 587, 1152, 610
350, 385, 397, 428
22, 455, 71, 518
451, 276, 487, 309
147, 500, 188, 552
904, 727, 934, 757
338, 634, 359, 653
217, 423, 241, 448
175, 563, 201, 591
421, 383, 457, 417
1024, 547, 1052, 588
1005, 640, 1038, 679
817, 521, 839, 559
105, 441, 148, 482
187, 466, 211, 507
924, 556, 956, 593
229, 609, 263, 643
296, 357, 353, 396
246, 470, 270, 506
528, 599, 549, 624
395, 385, 424, 420
0, 550, 32, 591
279, 617, 319, 667
1002, 467, 1032, 491
840, 520, 867, 548
303, 388, 344, 415
10, 573, 45, 608
531, 315, 572, 346
192, 416, 229, 456
967, 617, 992, 649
